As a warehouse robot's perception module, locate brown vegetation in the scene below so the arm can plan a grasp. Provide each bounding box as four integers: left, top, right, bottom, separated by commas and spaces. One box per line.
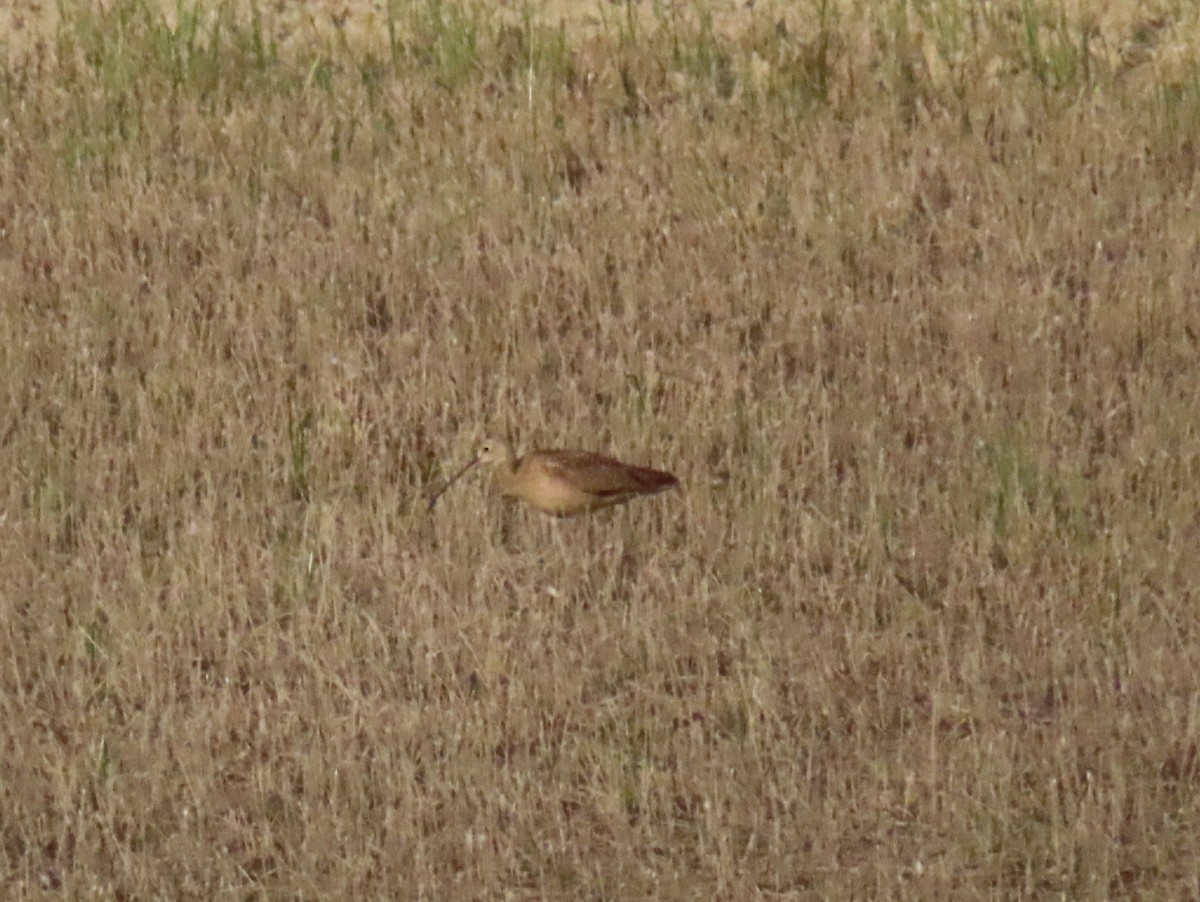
2, 0, 1199, 896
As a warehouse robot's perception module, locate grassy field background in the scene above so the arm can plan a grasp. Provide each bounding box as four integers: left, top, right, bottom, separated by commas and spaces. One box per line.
3, 0, 1200, 896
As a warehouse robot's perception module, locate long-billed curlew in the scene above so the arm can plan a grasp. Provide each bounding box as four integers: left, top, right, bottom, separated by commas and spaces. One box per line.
427, 438, 678, 517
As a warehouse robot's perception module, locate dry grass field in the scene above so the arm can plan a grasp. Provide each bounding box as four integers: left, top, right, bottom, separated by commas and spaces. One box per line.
3, 0, 1200, 896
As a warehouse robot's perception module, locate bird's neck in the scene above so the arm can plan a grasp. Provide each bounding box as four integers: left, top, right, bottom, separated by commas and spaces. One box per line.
493, 458, 520, 491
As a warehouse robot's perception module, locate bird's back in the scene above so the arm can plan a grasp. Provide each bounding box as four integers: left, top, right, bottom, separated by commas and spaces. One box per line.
513, 450, 677, 514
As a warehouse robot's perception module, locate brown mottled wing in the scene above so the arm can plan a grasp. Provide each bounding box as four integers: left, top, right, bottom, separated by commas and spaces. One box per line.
539, 451, 678, 498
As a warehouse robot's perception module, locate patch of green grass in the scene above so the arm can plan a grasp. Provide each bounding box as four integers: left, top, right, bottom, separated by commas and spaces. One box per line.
56, 0, 278, 100
1153, 72, 1200, 143
981, 429, 1045, 541
762, 0, 840, 110
1018, 0, 1098, 92
978, 428, 1097, 551
287, 406, 315, 505
50, 0, 282, 171
385, 0, 484, 91
81, 608, 109, 664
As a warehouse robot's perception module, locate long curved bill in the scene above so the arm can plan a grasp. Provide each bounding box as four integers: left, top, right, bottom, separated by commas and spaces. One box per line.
426, 455, 481, 512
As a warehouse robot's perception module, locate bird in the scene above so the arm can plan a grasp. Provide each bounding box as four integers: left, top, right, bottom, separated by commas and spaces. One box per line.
427, 437, 678, 517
